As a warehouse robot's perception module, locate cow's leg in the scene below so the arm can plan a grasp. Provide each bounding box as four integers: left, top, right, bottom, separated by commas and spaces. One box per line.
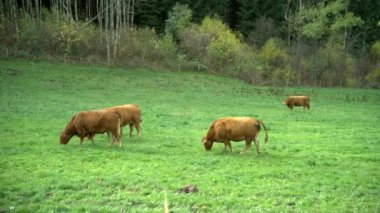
222, 141, 232, 151
240, 140, 252, 154
110, 127, 121, 147
78, 129, 86, 145
118, 133, 122, 147
129, 123, 134, 138
119, 125, 123, 138
79, 136, 85, 145
110, 133, 115, 146
88, 133, 95, 144
115, 130, 122, 147
135, 122, 141, 138
226, 141, 233, 152
253, 135, 260, 154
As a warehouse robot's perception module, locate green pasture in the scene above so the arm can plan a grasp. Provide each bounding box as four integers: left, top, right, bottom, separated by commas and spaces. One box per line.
0, 60, 379, 212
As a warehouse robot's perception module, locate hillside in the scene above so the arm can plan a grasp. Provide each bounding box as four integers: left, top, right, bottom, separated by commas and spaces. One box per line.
0, 60, 379, 212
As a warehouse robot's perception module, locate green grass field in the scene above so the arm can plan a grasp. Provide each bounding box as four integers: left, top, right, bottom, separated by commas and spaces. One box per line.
0, 60, 379, 212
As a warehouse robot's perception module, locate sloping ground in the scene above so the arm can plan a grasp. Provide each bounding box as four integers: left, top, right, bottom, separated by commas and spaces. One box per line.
0, 60, 379, 212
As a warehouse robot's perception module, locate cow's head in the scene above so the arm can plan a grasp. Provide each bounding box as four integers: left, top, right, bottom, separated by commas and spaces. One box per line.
59, 132, 70, 145
283, 99, 288, 105
201, 136, 213, 151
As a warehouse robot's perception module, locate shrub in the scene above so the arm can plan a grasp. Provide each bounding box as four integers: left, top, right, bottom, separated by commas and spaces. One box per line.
0, 16, 18, 57
366, 41, 380, 87
200, 17, 242, 65
258, 38, 294, 86
318, 41, 358, 87
118, 28, 177, 69
231, 44, 262, 84
179, 17, 242, 73
178, 25, 211, 60
165, 3, 192, 42
370, 41, 380, 61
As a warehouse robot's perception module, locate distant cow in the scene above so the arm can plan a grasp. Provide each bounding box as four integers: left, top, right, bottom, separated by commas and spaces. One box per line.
201, 117, 268, 154
283, 96, 310, 110
60, 110, 122, 147
104, 104, 142, 138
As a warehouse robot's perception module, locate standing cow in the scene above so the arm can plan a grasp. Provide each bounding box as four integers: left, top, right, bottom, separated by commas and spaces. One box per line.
103, 104, 142, 138
60, 110, 122, 147
283, 96, 310, 110
201, 117, 268, 154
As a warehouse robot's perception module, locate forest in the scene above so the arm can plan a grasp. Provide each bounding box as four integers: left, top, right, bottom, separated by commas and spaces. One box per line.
0, 0, 379, 87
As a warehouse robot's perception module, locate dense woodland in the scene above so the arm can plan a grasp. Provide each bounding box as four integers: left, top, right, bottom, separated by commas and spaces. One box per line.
0, 0, 379, 87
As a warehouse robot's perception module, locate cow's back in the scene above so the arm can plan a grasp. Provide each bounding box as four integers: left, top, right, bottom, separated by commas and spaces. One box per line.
75, 110, 102, 127
76, 110, 119, 132
285, 96, 310, 106
104, 104, 141, 126
214, 117, 258, 141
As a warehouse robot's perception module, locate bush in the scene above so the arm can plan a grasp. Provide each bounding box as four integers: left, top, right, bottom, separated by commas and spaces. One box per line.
200, 17, 241, 68
165, 3, 192, 42
258, 38, 294, 86
320, 42, 358, 87
179, 17, 242, 72
231, 44, 262, 84
0, 17, 18, 57
366, 41, 380, 87
247, 17, 279, 48
178, 25, 211, 60
118, 28, 177, 69
370, 41, 380, 61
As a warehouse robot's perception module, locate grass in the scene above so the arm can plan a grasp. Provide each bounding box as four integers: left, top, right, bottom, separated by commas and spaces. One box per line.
0, 59, 379, 212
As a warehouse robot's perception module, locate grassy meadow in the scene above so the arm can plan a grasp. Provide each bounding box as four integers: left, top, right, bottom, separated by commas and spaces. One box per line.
0, 60, 379, 212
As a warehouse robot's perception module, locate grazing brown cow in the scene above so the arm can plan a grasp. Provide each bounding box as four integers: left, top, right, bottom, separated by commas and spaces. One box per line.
283, 96, 310, 110
103, 104, 142, 138
60, 110, 123, 147
201, 117, 268, 154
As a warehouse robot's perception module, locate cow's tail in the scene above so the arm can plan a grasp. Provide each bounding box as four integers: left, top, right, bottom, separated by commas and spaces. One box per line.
257, 120, 268, 143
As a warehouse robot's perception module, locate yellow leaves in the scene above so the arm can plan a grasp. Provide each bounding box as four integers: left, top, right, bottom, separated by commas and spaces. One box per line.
199, 17, 241, 62
370, 41, 380, 60
259, 38, 288, 67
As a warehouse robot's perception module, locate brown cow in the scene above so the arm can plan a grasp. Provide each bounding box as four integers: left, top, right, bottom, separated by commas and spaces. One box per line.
103, 104, 142, 138
283, 96, 310, 110
60, 110, 122, 147
201, 117, 268, 154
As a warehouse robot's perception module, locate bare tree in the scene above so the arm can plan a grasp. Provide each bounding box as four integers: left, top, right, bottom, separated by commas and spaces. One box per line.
131, 0, 135, 28
295, 0, 302, 86
126, 0, 130, 27
87, 0, 91, 20
114, 0, 121, 61
105, 0, 111, 65
284, 0, 292, 47
34, 0, 39, 23
110, 0, 115, 63
97, 0, 103, 45
74, 0, 78, 29
11, 0, 19, 41
53, 0, 59, 24
0, 0, 4, 23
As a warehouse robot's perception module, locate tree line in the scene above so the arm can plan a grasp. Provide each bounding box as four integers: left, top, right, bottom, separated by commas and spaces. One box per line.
0, 0, 379, 87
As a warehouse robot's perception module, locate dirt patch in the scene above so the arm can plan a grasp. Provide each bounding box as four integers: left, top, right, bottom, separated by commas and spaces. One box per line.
178, 185, 198, 193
